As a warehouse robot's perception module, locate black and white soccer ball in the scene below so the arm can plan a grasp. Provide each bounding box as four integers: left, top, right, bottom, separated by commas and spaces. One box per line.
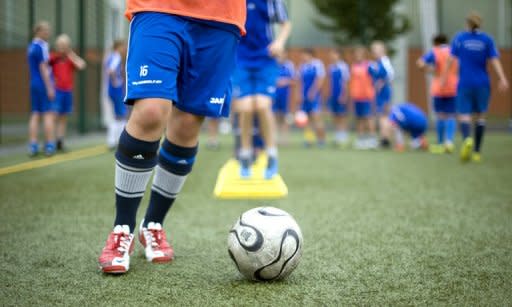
227, 207, 303, 281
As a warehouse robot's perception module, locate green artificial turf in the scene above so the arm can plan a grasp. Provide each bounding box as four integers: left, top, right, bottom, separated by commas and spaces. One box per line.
1, 133, 511, 306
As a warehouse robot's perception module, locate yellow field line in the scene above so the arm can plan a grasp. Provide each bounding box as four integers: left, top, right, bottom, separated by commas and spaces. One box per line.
0, 145, 109, 177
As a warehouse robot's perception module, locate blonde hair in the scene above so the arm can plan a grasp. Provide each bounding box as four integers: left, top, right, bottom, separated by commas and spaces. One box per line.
56, 34, 71, 48
466, 11, 482, 31
33, 21, 50, 36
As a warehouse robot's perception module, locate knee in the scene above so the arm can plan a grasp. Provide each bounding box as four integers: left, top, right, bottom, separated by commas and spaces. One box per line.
132, 102, 170, 131
169, 111, 203, 142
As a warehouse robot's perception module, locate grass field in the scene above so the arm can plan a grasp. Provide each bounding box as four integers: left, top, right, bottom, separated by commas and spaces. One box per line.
1, 133, 511, 306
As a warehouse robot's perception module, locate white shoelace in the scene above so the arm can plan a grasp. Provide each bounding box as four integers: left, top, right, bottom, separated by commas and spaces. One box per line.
116, 233, 133, 253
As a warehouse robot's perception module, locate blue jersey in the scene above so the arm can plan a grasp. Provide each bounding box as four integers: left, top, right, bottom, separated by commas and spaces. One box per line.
328, 61, 349, 100
389, 103, 427, 131
105, 51, 123, 92
450, 31, 499, 88
369, 56, 394, 89
300, 59, 325, 99
237, 0, 288, 68
276, 60, 294, 98
27, 38, 50, 89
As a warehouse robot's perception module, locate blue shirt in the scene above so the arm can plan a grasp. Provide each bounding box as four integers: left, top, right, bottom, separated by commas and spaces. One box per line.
276, 60, 294, 98
328, 61, 349, 100
27, 38, 50, 89
450, 31, 499, 88
299, 59, 325, 99
105, 51, 123, 91
237, 0, 288, 68
369, 56, 394, 91
389, 103, 427, 131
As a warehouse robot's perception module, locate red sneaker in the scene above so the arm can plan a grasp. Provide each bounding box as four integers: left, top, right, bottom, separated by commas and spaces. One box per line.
98, 225, 134, 274
139, 221, 174, 263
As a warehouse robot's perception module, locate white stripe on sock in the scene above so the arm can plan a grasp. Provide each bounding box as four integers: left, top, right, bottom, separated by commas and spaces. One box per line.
151, 165, 187, 199
115, 160, 153, 198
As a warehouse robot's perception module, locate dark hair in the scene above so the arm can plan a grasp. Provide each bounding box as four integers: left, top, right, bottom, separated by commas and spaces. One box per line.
302, 48, 314, 55
432, 34, 448, 45
112, 39, 125, 50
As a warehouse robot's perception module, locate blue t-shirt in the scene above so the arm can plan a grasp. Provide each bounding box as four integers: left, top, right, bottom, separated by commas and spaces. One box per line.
369, 56, 394, 89
450, 31, 499, 88
328, 61, 349, 100
299, 59, 325, 99
389, 103, 427, 131
237, 0, 288, 68
27, 38, 50, 89
276, 60, 294, 97
105, 51, 123, 92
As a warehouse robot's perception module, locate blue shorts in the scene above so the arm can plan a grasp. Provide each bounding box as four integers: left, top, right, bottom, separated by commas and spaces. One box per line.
273, 91, 290, 114
456, 87, 491, 115
232, 63, 279, 99
30, 86, 53, 113
354, 101, 373, 118
54, 90, 73, 115
109, 87, 127, 118
433, 96, 456, 114
125, 12, 239, 118
375, 86, 392, 114
301, 97, 321, 114
328, 97, 347, 115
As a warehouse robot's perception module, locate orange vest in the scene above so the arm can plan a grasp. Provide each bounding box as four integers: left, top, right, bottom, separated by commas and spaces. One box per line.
431, 46, 458, 97
125, 0, 247, 35
349, 61, 375, 101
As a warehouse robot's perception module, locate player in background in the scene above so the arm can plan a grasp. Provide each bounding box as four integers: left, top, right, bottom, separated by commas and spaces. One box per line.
327, 48, 350, 146
104, 40, 127, 149
273, 51, 295, 145
49, 34, 86, 151
349, 46, 377, 150
383, 102, 429, 152
442, 12, 509, 162
369, 41, 394, 148
232, 0, 292, 179
417, 34, 458, 154
206, 119, 220, 150
298, 48, 326, 147
98, 0, 245, 274
27, 21, 56, 156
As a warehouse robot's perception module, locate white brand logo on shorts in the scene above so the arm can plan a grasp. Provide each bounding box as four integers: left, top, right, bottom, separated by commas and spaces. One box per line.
133, 154, 144, 160
210, 97, 225, 105
139, 65, 148, 77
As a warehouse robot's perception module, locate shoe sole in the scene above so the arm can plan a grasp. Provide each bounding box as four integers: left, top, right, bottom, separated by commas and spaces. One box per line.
100, 265, 128, 274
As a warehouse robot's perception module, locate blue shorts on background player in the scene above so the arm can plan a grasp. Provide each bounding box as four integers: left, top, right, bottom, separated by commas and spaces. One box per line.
388, 103, 429, 151
446, 12, 509, 162
298, 48, 327, 147
27, 21, 56, 157
233, 0, 292, 180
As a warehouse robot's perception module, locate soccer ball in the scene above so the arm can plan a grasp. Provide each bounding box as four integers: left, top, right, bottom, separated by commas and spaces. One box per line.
294, 111, 308, 128
227, 207, 303, 281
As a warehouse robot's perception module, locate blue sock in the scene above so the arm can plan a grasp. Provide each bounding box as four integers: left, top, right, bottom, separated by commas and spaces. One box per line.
144, 139, 197, 227
459, 122, 471, 140
436, 119, 445, 144
114, 129, 159, 232
446, 117, 456, 143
